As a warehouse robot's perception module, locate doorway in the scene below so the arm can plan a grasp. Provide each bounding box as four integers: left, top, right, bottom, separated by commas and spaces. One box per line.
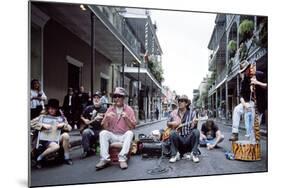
68, 63, 80, 92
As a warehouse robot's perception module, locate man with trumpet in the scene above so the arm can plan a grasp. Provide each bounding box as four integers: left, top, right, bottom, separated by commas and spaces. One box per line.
168, 95, 200, 163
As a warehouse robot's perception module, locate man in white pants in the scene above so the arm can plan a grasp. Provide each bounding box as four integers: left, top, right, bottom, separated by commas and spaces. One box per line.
96, 87, 136, 170
229, 60, 267, 141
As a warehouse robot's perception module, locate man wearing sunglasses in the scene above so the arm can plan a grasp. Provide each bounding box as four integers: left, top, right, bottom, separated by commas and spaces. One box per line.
168, 95, 200, 163
96, 87, 136, 170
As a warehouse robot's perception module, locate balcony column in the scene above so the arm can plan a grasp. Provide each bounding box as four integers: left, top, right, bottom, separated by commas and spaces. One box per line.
220, 86, 223, 117
225, 81, 229, 120
254, 16, 257, 33
90, 12, 96, 102
215, 90, 218, 118
121, 45, 125, 88
236, 20, 240, 47
144, 70, 147, 122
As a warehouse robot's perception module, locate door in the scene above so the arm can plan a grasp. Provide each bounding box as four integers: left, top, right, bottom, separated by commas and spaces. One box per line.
100, 77, 108, 93
68, 63, 80, 91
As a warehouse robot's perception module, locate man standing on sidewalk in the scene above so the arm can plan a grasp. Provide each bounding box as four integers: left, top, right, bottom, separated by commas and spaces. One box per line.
168, 95, 200, 163
229, 60, 267, 141
95, 87, 136, 170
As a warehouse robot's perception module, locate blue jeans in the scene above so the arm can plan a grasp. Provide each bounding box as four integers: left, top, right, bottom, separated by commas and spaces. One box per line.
170, 129, 200, 156
245, 110, 254, 136
200, 138, 216, 146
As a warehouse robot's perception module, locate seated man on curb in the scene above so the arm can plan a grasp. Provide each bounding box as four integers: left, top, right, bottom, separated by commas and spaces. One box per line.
95, 87, 136, 170
80, 91, 107, 159
31, 98, 73, 168
168, 95, 200, 163
200, 119, 224, 150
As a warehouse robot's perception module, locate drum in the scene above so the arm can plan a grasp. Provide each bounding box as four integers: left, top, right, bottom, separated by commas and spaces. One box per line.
232, 140, 261, 161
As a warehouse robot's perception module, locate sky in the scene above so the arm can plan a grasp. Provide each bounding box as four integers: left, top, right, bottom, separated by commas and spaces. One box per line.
149, 10, 216, 99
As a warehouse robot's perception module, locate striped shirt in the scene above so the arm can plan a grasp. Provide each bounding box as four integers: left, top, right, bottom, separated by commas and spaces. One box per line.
170, 109, 195, 137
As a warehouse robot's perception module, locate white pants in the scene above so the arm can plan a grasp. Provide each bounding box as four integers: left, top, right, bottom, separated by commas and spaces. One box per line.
232, 102, 262, 134
99, 130, 134, 162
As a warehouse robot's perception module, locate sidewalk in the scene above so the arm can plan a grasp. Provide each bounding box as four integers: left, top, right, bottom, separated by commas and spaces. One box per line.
214, 118, 267, 137
69, 118, 168, 149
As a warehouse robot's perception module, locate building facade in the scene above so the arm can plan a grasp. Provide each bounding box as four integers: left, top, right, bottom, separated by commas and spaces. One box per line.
207, 14, 267, 122
30, 2, 163, 122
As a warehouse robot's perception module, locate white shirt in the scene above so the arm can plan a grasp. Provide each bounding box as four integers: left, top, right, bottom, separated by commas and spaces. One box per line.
30, 89, 47, 109
116, 107, 124, 119
68, 95, 72, 106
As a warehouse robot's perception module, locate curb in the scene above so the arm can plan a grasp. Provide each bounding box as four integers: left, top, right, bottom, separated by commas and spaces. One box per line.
69, 118, 168, 148
214, 119, 267, 137
136, 118, 168, 129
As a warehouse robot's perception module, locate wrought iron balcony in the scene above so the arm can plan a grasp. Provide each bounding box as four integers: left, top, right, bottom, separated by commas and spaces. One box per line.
93, 5, 142, 60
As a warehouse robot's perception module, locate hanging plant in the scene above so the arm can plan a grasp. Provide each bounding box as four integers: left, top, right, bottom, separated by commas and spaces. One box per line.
238, 42, 247, 61
255, 18, 268, 48
239, 19, 254, 41
227, 40, 237, 57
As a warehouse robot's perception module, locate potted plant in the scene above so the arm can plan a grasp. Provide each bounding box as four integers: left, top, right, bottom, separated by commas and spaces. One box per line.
227, 40, 237, 57
239, 19, 254, 41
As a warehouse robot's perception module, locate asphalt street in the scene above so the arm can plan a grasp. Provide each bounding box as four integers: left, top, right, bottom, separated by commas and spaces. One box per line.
30, 119, 268, 187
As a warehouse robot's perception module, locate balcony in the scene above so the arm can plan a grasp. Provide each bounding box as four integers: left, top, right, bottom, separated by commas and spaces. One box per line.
208, 45, 219, 71
215, 66, 227, 88
91, 5, 142, 60
122, 22, 141, 59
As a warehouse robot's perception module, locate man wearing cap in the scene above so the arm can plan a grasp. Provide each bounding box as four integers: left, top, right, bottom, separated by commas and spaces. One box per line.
167, 95, 200, 163
96, 87, 136, 170
31, 98, 73, 168
80, 91, 107, 159
229, 60, 267, 141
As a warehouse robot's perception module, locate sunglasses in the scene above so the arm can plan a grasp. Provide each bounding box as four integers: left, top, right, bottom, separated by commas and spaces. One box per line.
113, 94, 124, 99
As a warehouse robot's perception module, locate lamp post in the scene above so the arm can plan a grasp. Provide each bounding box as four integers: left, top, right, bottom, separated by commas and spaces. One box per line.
90, 11, 95, 102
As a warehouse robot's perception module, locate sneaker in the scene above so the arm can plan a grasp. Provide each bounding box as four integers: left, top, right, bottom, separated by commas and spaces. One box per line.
169, 152, 180, 163
96, 160, 110, 170
182, 153, 191, 160
64, 159, 73, 165
119, 161, 128, 169
191, 152, 200, 163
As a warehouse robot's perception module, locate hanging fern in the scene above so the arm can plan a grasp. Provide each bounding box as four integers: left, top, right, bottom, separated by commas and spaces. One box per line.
239, 19, 254, 41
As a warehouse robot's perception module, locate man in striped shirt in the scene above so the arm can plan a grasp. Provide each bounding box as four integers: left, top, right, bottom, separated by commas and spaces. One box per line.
168, 95, 200, 163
